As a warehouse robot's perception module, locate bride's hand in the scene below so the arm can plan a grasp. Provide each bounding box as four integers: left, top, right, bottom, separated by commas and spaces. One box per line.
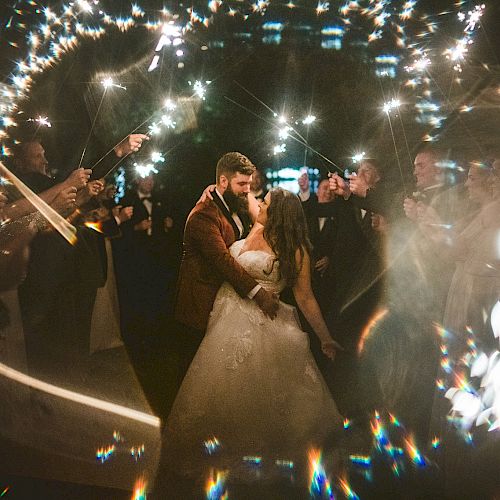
321, 339, 343, 360
197, 184, 216, 204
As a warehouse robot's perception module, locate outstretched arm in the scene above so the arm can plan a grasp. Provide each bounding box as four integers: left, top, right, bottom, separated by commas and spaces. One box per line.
292, 249, 342, 359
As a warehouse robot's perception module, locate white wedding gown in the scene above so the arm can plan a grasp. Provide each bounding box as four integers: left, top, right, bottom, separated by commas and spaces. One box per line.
159, 240, 342, 483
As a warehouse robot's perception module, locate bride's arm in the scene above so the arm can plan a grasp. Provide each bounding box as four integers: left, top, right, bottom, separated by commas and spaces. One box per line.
292, 249, 341, 359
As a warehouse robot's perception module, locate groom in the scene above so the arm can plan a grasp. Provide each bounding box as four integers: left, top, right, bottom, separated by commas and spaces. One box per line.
174, 152, 279, 376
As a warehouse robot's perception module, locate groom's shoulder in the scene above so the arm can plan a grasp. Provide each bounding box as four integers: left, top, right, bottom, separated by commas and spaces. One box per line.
187, 199, 220, 223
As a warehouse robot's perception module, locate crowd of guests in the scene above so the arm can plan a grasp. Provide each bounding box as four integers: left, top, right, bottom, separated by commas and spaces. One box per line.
0, 134, 180, 393
1, 136, 499, 495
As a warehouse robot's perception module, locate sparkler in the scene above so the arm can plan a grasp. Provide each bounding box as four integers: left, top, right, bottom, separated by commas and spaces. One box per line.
101, 77, 126, 90
27, 116, 52, 127
0, 162, 77, 245
352, 152, 366, 163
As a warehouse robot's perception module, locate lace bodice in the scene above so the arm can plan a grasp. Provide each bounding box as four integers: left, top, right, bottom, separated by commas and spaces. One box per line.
230, 239, 285, 294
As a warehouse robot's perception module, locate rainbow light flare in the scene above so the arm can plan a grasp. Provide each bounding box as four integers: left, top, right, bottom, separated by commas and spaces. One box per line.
403, 436, 426, 467
205, 469, 228, 500
431, 437, 441, 449
132, 476, 147, 500
96, 444, 115, 463
308, 448, 334, 499
84, 220, 105, 233
339, 476, 360, 500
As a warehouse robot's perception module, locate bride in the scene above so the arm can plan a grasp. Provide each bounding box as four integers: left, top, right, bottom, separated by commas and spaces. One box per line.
155, 188, 342, 492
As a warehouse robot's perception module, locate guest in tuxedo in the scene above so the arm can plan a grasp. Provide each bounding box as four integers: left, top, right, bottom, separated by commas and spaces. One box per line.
298, 164, 386, 425
302, 179, 337, 312
174, 152, 279, 385
114, 173, 177, 348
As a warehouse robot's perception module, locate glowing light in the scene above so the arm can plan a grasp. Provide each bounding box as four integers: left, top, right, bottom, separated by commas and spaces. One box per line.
101, 77, 126, 90
278, 126, 290, 140
339, 476, 360, 499
343, 418, 352, 429
205, 469, 228, 500
431, 437, 440, 449
27, 116, 52, 127
404, 436, 426, 467
132, 477, 147, 500
275, 459, 294, 468
358, 308, 388, 353
130, 445, 145, 461
160, 115, 176, 129
308, 449, 334, 499
273, 143, 286, 155
383, 98, 401, 114
1, 487, 10, 497
203, 437, 221, 455
349, 455, 371, 467
491, 301, 500, 339
243, 455, 262, 465
96, 445, 115, 463
316, 2, 330, 15
148, 122, 161, 135
192, 80, 207, 100
352, 151, 366, 163
151, 151, 165, 163
302, 115, 316, 125
134, 163, 158, 178
445, 38, 471, 63
84, 221, 105, 233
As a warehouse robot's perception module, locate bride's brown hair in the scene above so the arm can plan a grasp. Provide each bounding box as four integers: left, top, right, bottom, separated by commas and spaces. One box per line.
263, 187, 312, 287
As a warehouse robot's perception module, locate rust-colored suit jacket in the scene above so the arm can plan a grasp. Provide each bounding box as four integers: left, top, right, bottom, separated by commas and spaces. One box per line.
175, 198, 258, 331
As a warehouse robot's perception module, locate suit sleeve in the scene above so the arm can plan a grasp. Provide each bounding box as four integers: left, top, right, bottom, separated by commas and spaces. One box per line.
186, 210, 258, 298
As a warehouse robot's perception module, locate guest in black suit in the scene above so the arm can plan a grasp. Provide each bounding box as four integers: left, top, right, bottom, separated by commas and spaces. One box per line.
114, 174, 177, 348
301, 163, 386, 424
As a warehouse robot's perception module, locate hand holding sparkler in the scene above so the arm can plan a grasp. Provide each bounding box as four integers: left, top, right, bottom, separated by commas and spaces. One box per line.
50, 186, 77, 216
371, 213, 388, 233
403, 197, 418, 221
134, 218, 152, 232
64, 168, 92, 190
87, 179, 104, 197
114, 134, 149, 158
328, 172, 350, 197
114, 205, 133, 223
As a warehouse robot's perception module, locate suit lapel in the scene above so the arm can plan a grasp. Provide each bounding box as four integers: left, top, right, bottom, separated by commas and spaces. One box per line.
212, 192, 241, 240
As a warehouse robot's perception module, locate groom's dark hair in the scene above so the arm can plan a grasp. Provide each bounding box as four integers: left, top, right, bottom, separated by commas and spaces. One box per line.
216, 152, 255, 181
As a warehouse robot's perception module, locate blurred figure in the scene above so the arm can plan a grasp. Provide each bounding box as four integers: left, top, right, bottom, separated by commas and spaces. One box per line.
302, 178, 336, 311
87, 179, 133, 354
423, 159, 500, 497
250, 168, 267, 202
114, 173, 177, 351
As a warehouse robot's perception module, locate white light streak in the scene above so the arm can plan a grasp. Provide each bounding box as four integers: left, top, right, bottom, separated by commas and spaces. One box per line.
0, 362, 160, 427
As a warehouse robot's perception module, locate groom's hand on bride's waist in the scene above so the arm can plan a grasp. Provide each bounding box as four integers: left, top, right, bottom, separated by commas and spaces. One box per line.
254, 288, 279, 320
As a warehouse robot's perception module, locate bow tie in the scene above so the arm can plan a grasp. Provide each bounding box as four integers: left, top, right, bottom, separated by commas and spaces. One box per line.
140, 196, 152, 202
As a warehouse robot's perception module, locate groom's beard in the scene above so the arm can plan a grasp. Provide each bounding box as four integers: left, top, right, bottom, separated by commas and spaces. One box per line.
223, 187, 249, 215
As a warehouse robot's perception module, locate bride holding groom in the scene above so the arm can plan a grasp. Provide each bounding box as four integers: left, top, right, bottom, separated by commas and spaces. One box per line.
155, 152, 342, 493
